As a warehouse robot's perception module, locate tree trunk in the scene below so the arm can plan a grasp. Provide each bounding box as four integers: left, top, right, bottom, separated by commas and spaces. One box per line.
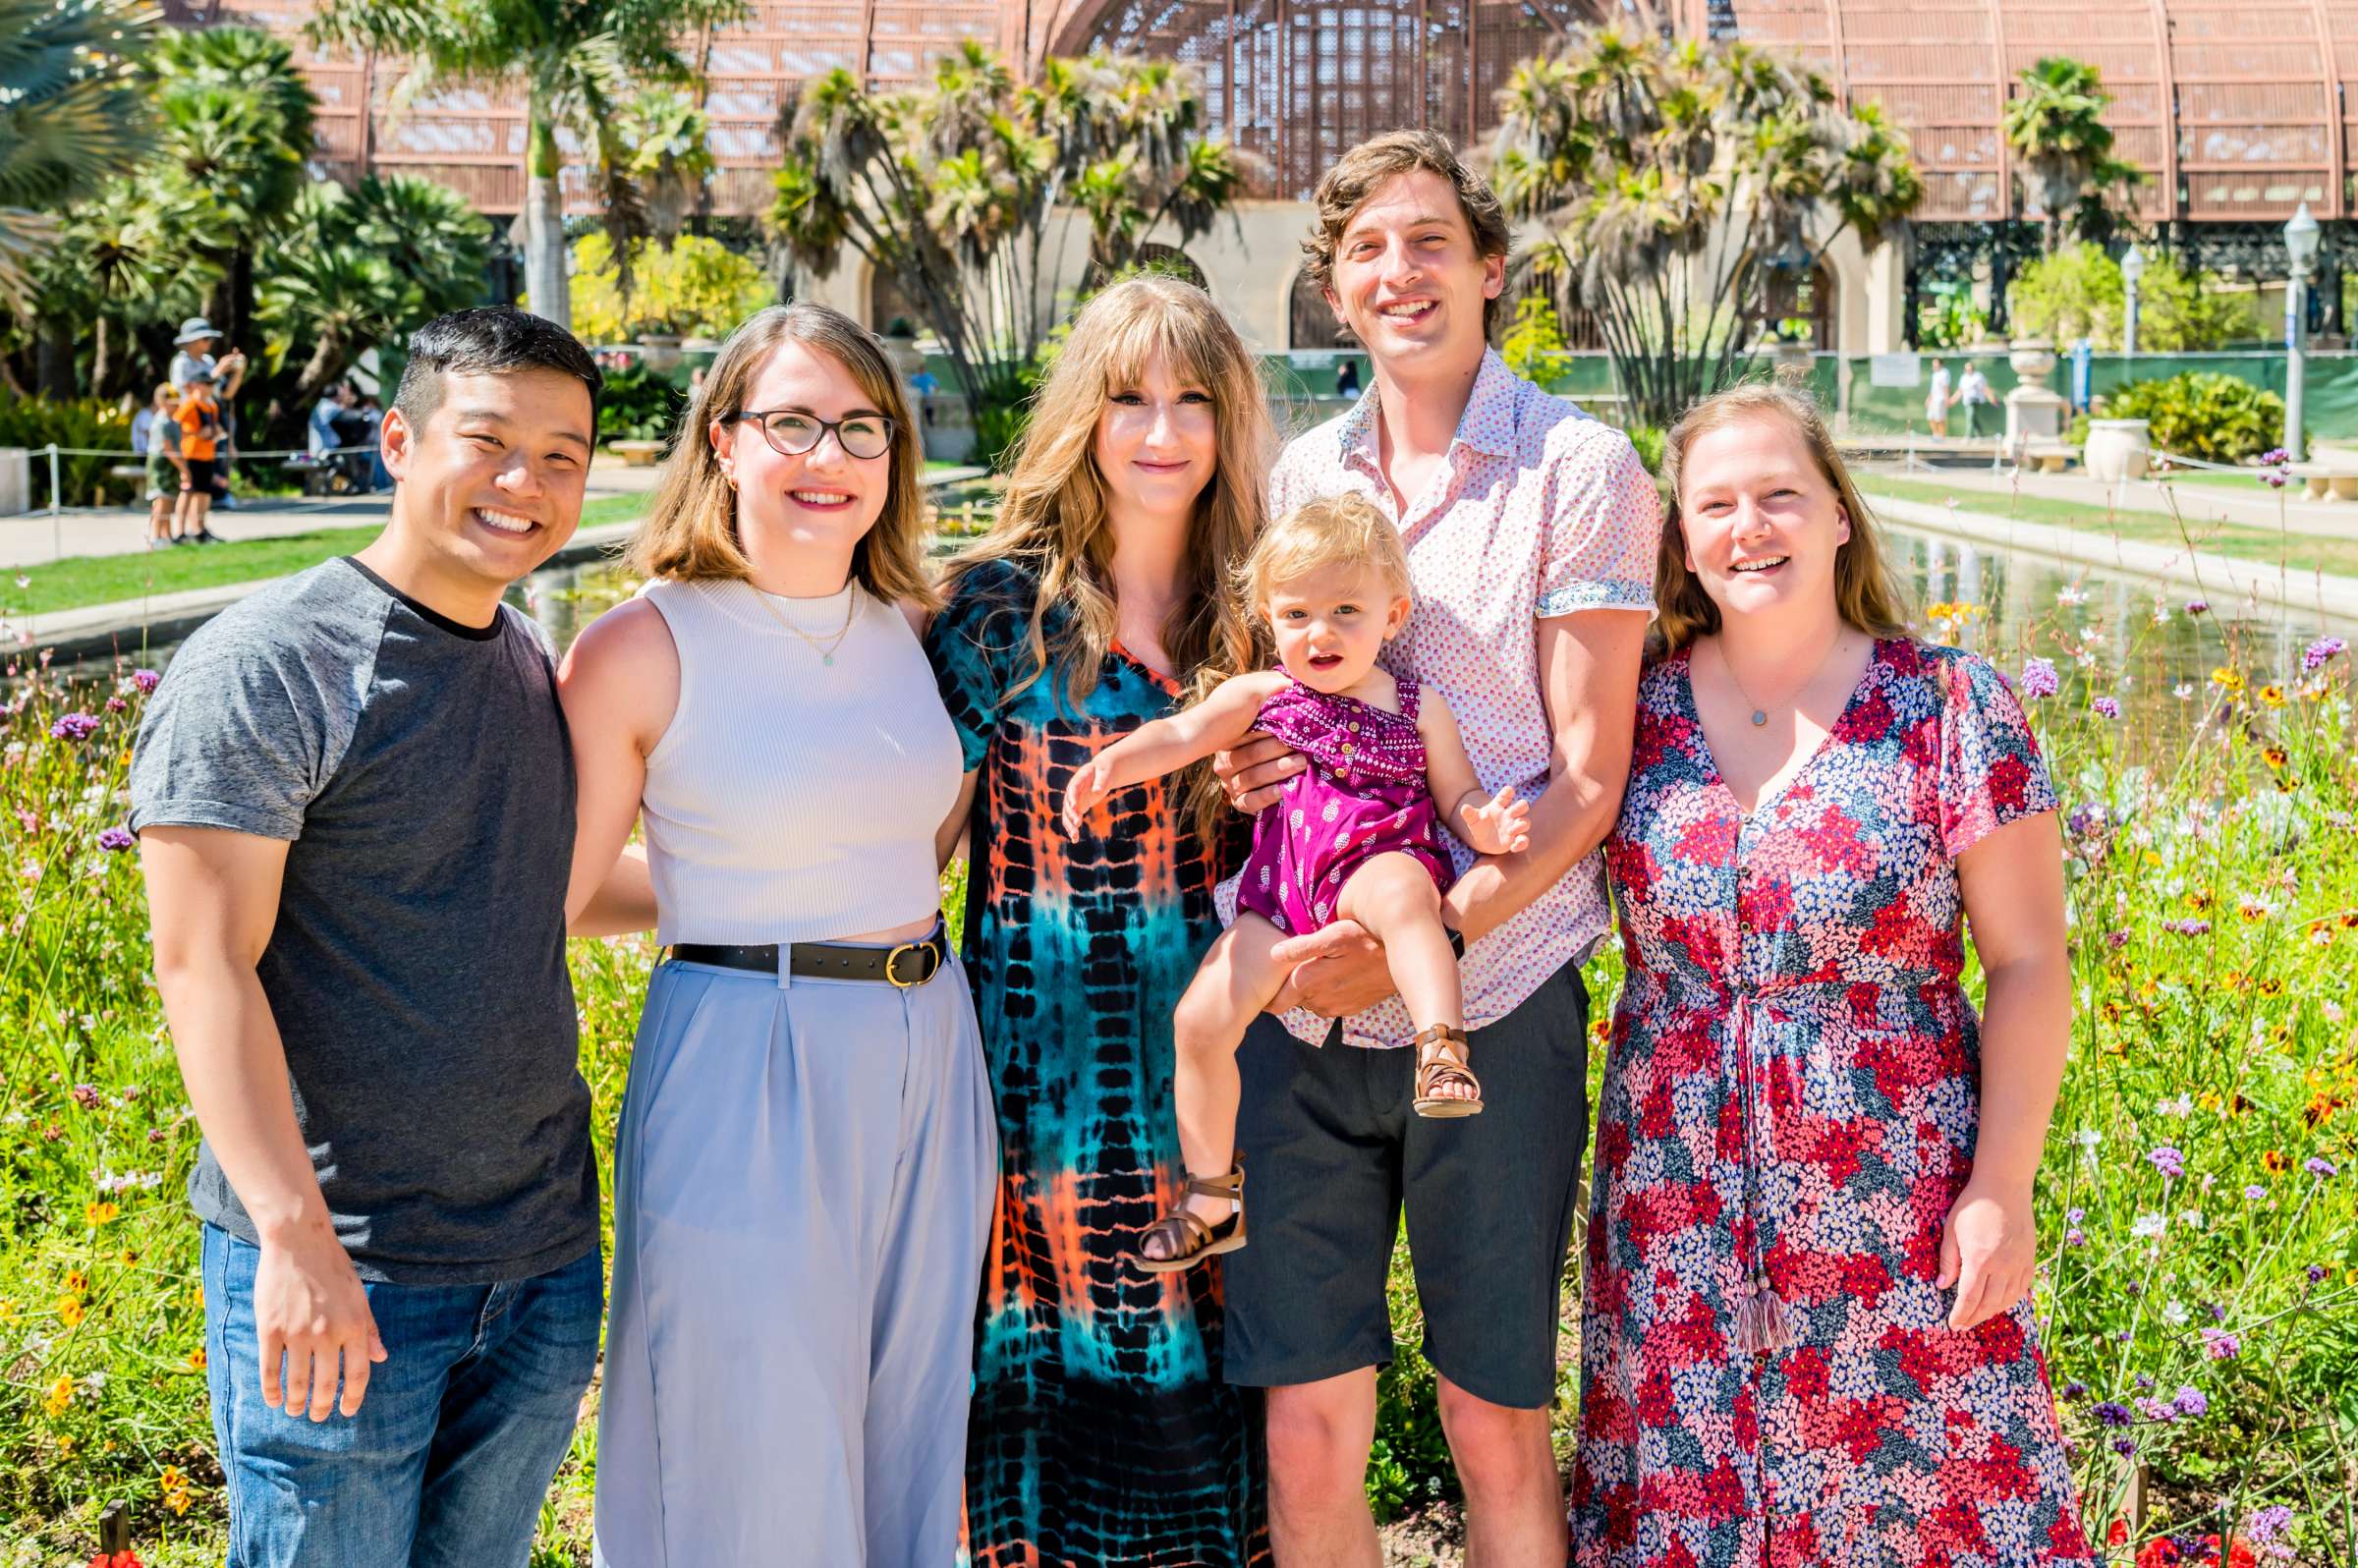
36, 317, 75, 399
91, 317, 112, 401
229, 247, 255, 358
525, 112, 572, 330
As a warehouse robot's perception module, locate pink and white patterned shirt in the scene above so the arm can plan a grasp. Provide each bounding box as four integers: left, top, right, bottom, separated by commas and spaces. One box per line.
1220, 349, 1663, 1048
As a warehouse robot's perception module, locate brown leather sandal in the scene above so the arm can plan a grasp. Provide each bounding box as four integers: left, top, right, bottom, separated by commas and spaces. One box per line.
1133, 1164, 1246, 1273
1411, 1024, 1484, 1118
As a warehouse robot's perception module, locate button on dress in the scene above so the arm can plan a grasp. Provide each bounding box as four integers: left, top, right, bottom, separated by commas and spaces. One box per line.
1573, 639, 2093, 1568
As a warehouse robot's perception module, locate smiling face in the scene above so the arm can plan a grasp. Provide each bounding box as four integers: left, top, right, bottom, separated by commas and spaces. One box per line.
1093, 349, 1217, 525
1324, 170, 1504, 377
1263, 559, 1411, 695
379, 366, 592, 588
1675, 413, 1852, 625
710, 340, 894, 569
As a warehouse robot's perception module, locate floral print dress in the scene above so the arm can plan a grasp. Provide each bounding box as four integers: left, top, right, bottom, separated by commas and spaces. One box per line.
1573, 638, 2093, 1568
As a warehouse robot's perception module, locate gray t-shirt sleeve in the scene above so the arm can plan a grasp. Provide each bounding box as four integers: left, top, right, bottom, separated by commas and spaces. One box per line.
129, 589, 379, 841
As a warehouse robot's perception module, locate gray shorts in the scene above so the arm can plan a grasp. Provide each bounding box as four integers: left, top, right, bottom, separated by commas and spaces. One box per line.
1223, 960, 1592, 1409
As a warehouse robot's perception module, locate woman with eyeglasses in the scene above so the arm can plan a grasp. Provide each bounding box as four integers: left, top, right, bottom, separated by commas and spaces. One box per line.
558, 303, 995, 1565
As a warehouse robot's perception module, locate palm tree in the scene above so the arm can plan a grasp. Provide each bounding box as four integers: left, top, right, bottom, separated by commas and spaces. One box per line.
147, 28, 319, 353
0, 0, 157, 308
2003, 57, 2140, 256
308, 0, 749, 333
345, 174, 494, 319
44, 179, 222, 395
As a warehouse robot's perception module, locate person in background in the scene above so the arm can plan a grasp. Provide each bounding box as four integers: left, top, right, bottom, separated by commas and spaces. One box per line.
1955, 360, 1994, 440
1925, 356, 1951, 439
131, 306, 611, 1568
143, 383, 189, 548
309, 382, 358, 459
359, 393, 393, 491
173, 368, 223, 546
1333, 356, 1362, 399
170, 316, 248, 400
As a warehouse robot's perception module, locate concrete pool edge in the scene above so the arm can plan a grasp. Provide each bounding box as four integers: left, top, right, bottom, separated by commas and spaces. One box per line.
1864, 493, 2358, 629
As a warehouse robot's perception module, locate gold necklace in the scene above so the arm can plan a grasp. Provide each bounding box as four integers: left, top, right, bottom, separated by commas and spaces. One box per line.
1715, 629, 1848, 728
751, 582, 857, 665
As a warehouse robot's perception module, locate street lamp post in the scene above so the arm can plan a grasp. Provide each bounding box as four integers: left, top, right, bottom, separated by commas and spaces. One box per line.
2284, 203, 2321, 464
2120, 244, 2145, 361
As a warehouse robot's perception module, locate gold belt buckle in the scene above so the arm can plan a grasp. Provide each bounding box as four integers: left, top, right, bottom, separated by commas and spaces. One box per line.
885, 939, 938, 988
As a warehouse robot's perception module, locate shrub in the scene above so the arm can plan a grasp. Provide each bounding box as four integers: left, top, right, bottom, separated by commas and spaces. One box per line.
2010, 245, 2258, 352
1500, 294, 1570, 386
570, 233, 775, 344
2105, 372, 2287, 465
0, 395, 138, 507
594, 362, 687, 446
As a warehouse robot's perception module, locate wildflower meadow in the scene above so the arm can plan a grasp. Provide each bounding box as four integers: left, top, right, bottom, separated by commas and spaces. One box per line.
1, 583, 2354, 1565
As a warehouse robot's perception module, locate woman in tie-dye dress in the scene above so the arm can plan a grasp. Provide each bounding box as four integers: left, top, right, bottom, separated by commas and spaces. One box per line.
1573, 385, 2092, 1567
926, 277, 1271, 1566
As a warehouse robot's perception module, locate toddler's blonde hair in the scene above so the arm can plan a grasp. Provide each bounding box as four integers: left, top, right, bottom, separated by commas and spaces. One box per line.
1239, 491, 1413, 615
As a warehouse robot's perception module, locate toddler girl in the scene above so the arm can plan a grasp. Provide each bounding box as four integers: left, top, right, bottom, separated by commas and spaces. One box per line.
1061, 492, 1528, 1272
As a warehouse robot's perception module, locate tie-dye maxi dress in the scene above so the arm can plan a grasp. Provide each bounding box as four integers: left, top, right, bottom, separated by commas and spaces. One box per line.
926, 559, 1269, 1568
1573, 639, 2094, 1568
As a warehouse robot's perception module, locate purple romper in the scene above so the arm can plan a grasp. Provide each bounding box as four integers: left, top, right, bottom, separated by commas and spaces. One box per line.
1233, 675, 1456, 937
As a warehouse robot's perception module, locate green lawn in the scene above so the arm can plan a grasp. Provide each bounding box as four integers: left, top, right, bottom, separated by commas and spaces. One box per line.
2, 495, 647, 619
1858, 475, 2358, 580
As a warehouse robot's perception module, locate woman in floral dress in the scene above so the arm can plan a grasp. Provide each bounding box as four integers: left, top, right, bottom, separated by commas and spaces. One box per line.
1574, 384, 2092, 1567
926, 277, 1272, 1565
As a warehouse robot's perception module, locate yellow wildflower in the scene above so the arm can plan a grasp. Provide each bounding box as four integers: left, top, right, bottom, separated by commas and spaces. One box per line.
2260, 685, 2286, 707
84, 1200, 117, 1226
187, 1345, 207, 1372
159, 1465, 184, 1488
56, 1294, 84, 1327
2213, 666, 2245, 692
64, 1270, 86, 1294
0, 1298, 16, 1323
42, 1374, 72, 1417
2264, 746, 2289, 769
56, 1434, 75, 1457
164, 1487, 192, 1516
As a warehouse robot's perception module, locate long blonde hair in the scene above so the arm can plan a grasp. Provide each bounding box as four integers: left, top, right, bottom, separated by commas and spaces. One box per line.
941, 275, 1271, 842
627, 303, 937, 610
1655, 383, 1910, 654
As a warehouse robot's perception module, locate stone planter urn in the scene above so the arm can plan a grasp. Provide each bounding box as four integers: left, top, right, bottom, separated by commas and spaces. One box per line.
2006, 339, 2058, 384
2084, 418, 2153, 482
636, 333, 684, 373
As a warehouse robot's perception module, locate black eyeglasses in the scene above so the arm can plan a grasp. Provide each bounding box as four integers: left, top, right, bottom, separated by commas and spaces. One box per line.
731, 408, 897, 461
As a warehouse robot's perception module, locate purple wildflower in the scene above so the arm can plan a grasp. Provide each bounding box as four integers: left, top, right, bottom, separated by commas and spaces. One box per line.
2306, 636, 2348, 671
2060, 1380, 2089, 1401
2111, 1436, 2137, 1456
2163, 918, 2213, 936
2173, 1385, 2210, 1417
2135, 1396, 2176, 1422
2105, 929, 2130, 950
49, 712, 99, 742
2068, 802, 2105, 836
2308, 1157, 2339, 1178
70, 1084, 100, 1109
2202, 1327, 2241, 1360
131, 668, 159, 694
2186, 598, 2211, 616
2262, 447, 2292, 467
96, 826, 134, 853
2149, 1146, 2186, 1180
103, 695, 127, 713
2093, 1401, 2133, 1428
2092, 695, 2122, 719
2018, 656, 2060, 699
2207, 1301, 2227, 1320
2134, 1373, 2157, 1389
2245, 1184, 2269, 1201
2065, 1228, 2088, 1248
2309, 1264, 2329, 1284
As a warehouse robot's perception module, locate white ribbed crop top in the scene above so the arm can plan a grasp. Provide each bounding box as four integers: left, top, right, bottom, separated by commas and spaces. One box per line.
638, 577, 961, 946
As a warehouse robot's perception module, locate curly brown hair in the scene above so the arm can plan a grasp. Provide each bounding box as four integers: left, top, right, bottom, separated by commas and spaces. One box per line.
1301, 130, 1514, 338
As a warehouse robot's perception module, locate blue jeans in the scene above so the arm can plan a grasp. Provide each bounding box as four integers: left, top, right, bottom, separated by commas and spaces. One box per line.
201, 1224, 601, 1568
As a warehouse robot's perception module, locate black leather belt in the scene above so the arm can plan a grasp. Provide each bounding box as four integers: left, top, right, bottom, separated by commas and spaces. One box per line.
671, 924, 946, 988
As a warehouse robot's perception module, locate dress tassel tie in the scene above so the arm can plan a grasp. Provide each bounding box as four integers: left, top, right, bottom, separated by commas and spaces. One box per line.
1733, 1269, 1794, 1356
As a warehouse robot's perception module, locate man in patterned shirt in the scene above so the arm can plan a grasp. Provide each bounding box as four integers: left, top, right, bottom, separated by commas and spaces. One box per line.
1214, 131, 1661, 1565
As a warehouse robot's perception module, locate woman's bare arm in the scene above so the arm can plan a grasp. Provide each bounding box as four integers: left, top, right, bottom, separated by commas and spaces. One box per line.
558, 599, 678, 934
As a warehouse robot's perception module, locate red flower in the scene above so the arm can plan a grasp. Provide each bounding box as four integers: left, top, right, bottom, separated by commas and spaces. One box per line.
2107, 1519, 2130, 1547
2135, 1539, 2182, 1568
88, 1554, 142, 1568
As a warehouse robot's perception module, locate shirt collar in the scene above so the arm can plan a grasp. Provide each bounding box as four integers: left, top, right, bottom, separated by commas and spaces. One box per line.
1336, 348, 1520, 475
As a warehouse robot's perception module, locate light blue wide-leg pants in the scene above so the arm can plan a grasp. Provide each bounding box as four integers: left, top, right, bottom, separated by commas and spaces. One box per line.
593, 951, 997, 1567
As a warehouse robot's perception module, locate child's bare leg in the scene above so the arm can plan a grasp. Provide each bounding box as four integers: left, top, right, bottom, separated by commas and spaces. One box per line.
1335, 852, 1475, 1106
1141, 914, 1292, 1261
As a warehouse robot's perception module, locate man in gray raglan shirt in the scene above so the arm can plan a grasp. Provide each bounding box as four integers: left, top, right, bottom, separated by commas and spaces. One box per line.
131, 308, 611, 1567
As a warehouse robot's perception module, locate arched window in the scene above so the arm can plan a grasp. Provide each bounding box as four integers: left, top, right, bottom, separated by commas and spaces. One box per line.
1289, 268, 1358, 351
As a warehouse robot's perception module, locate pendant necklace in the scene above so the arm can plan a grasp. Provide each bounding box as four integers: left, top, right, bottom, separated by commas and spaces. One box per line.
1717, 630, 1847, 727
753, 583, 857, 665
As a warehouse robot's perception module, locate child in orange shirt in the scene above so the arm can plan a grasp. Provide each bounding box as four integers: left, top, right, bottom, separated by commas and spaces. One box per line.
174, 369, 221, 545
